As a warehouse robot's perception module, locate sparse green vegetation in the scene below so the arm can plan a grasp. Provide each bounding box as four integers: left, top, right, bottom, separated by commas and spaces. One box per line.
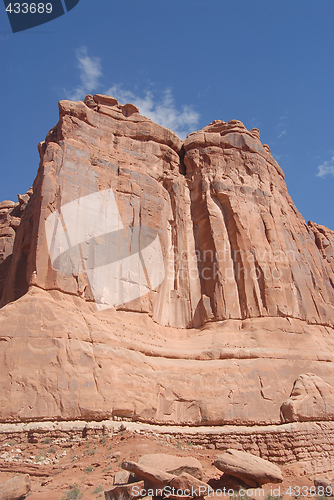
61, 485, 83, 500
35, 451, 46, 463
103, 465, 113, 472
84, 465, 95, 473
93, 485, 103, 494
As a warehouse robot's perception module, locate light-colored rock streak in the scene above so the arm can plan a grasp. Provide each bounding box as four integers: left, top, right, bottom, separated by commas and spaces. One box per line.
45, 188, 165, 310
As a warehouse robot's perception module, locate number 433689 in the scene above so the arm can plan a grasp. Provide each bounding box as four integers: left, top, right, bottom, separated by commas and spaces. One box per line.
6, 3, 53, 13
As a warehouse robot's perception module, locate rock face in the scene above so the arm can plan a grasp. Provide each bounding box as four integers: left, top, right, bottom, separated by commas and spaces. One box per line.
213, 449, 283, 487
280, 373, 334, 422
0, 94, 334, 426
0, 189, 32, 305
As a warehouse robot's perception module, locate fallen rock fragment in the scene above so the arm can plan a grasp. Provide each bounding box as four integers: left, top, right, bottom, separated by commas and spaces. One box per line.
104, 480, 144, 500
0, 474, 31, 500
213, 449, 283, 487
138, 454, 202, 480
114, 470, 137, 485
121, 461, 174, 486
169, 472, 210, 497
280, 374, 334, 422
314, 477, 334, 491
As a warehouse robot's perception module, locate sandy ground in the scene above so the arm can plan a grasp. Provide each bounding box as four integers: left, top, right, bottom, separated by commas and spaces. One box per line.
0, 429, 332, 500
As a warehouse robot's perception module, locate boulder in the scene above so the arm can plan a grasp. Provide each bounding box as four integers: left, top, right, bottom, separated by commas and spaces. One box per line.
138, 454, 202, 480
104, 480, 144, 500
280, 374, 334, 422
0, 201, 16, 210
169, 472, 210, 497
121, 461, 174, 486
314, 477, 333, 492
113, 470, 137, 485
213, 449, 283, 487
0, 474, 31, 500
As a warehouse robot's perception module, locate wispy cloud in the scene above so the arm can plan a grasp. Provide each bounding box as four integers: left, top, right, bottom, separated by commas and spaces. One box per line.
277, 112, 288, 139
63, 46, 199, 138
65, 47, 102, 101
317, 155, 334, 178
106, 85, 199, 138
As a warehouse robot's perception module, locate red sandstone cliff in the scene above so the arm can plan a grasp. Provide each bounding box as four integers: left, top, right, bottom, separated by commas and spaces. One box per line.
0, 94, 333, 426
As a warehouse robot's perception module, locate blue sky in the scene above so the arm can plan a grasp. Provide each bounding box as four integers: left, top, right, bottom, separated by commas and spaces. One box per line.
1, 0, 333, 229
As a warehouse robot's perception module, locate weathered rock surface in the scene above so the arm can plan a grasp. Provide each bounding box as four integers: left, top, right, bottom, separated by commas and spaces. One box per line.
138, 454, 202, 480
0, 94, 334, 426
168, 472, 209, 496
280, 373, 334, 422
121, 461, 208, 497
213, 449, 283, 487
113, 470, 137, 485
104, 480, 144, 500
0, 189, 32, 304
0, 474, 31, 500
121, 461, 174, 486
313, 477, 334, 491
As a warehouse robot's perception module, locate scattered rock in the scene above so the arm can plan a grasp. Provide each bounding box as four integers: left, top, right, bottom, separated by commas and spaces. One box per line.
121, 461, 174, 487
314, 477, 333, 490
0, 474, 31, 500
17, 193, 30, 206
138, 454, 202, 480
114, 470, 137, 485
169, 472, 210, 497
213, 449, 283, 487
41, 477, 53, 486
104, 480, 145, 500
0, 201, 16, 210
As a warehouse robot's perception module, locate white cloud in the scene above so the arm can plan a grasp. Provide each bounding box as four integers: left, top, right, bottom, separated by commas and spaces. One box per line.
106, 85, 199, 139
64, 48, 199, 138
277, 112, 288, 139
317, 155, 334, 178
65, 47, 102, 101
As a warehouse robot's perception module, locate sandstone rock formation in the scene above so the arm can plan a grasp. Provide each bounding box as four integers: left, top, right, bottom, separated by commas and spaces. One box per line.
280, 373, 334, 422
105, 480, 144, 500
213, 449, 283, 487
0, 94, 333, 427
0, 473, 31, 500
121, 460, 209, 497
0, 189, 32, 305
121, 460, 174, 487
138, 454, 202, 480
